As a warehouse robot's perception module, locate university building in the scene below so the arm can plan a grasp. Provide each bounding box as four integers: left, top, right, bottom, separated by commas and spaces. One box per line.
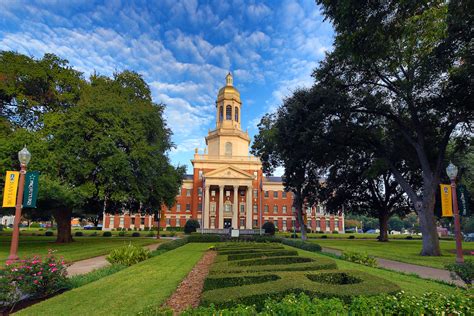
102, 74, 344, 232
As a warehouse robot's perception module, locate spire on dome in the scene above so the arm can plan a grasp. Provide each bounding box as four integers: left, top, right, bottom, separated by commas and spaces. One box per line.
225, 72, 233, 86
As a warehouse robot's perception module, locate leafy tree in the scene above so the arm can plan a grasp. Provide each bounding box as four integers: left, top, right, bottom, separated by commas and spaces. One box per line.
313, 0, 473, 255
184, 219, 200, 234
388, 216, 405, 232
262, 221, 276, 235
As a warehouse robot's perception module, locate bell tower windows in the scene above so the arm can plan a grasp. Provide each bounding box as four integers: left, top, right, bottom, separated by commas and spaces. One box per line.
226, 105, 232, 120
219, 106, 223, 122
235, 107, 239, 122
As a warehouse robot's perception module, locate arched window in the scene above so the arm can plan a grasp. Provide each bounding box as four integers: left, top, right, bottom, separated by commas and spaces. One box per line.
235, 107, 239, 122
219, 106, 223, 122
226, 105, 232, 120
225, 142, 232, 156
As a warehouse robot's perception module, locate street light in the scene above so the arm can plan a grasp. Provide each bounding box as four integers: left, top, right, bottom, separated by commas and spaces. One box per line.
446, 162, 464, 264
8, 146, 31, 262
154, 210, 161, 239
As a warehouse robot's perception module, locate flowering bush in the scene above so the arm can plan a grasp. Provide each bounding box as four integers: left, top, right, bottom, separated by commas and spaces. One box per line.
106, 243, 150, 266
341, 251, 378, 267
0, 250, 68, 306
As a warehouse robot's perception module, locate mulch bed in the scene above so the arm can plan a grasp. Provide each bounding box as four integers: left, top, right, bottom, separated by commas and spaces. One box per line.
163, 250, 217, 314
0, 289, 67, 316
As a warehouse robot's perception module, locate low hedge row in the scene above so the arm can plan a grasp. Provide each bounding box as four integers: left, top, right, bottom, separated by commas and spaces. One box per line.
203, 274, 280, 291
179, 292, 473, 315
219, 247, 285, 256
227, 250, 298, 261
282, 238, 322, 252
236, 256, 313, 266
211, 258, 337, 274
188, 234, 282, 243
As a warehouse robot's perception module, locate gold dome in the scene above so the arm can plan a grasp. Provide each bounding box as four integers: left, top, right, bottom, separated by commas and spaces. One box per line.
217, 72, 241, 103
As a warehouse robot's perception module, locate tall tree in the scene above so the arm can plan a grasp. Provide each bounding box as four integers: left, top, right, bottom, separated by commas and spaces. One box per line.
314, 0, 473, 255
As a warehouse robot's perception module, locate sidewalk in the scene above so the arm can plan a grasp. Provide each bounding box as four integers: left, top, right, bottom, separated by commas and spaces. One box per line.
321, 247, 464, 286
67, 243, 161, 276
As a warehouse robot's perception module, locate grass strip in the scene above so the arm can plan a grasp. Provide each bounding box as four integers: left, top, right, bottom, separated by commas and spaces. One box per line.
16, 243, 213, 316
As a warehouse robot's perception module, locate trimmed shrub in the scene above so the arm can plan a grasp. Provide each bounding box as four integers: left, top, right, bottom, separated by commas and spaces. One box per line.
321, 235, 327, 239
445, 259, 473, 286
262, 222, 276, 235
332, 231, 339, 234
282, 238, 322, 252
75, 231, 84, 237
106, 243, 150, 266
204, 275, 280, 291
90, 232, 98, 237
341, 252, 377, 267
30, 222, 41, 228
227, 250, 298, 261
102, 231, 112, 237
147, 231, 155, 237
405, 235, 413, 240
157, 238, 189, 252
307, 272, 362, 285
348, 235, 355, 239
118, 231, 126, 237
132, 232, 140, 237
45, 230, 54, 236
236, 256, 313, 266
187, 234, 222, 242
184, 219, 200, 234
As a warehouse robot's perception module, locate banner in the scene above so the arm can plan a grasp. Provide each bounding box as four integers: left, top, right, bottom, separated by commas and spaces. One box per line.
2, 171, 20, 207
457, 184, 470, 216
23, 171, 39, 208
440, 184, 453, 217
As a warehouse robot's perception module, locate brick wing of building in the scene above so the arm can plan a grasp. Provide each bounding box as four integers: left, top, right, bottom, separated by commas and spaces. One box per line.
103, 73, 344, 232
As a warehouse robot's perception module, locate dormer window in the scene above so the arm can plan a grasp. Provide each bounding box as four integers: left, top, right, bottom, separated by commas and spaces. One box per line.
226, 105, 232, 120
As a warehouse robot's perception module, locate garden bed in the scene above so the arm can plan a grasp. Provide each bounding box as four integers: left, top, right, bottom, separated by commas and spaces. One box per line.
201, 243, 400, 309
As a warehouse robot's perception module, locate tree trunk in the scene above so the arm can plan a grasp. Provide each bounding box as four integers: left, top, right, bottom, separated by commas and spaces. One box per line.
378, 211, 389, 242
294, 192, 307, 241
52, 208, 73, 243
418, 191, 441, 256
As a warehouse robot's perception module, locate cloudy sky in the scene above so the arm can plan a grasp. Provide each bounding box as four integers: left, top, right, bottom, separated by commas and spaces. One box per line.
0, 0, 334, 174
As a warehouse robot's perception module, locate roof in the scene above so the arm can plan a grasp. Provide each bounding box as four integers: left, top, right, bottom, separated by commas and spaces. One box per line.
265, 176, 283, 183
183, 174, 193, 180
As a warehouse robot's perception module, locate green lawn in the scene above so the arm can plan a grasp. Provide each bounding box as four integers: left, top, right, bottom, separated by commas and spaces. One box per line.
0, 236, 162, 264
308, 239, 474, 269
16, 243, 211, 316
285, 245, 462, 295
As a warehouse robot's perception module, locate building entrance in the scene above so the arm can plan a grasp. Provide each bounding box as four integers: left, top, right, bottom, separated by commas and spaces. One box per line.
223, 219, 232, 229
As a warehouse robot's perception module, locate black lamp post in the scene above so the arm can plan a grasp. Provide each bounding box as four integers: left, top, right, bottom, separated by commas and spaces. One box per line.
446, 162, 464, 264
154, 211, 161, 239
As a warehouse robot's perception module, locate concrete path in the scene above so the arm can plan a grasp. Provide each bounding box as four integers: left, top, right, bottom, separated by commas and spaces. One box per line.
321, 247, 463, 286
67, 243, 161, 276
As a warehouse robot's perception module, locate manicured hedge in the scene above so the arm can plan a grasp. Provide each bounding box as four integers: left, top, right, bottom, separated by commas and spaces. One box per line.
227, 250, 298, 261
282, 238, 322, 252
203, 274, 280, 291
219, 247, 285, 255
236, 256, 313, 266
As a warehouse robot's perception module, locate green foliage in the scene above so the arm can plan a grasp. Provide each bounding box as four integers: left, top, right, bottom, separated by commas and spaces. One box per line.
132, 232, 140, 237
29, 223, 40, 228
184, 219, 200, 234
45, 230, 54, 236
74, 231, 83, 237
102, 231, 112, 237
68, 264, 126, 289
118, 231, 126, 237
187, 234, 222, 242
105, 243, 150, 266
307, 272, 361, 285
156, 237, 189, 252
227, 250, 297, 261
282, 238, 322, 252
203, 275, 280, 291
182, 292, 473, 315
341, 252, 378, 267
445, 259, 473, 287
262, 222, 276, 235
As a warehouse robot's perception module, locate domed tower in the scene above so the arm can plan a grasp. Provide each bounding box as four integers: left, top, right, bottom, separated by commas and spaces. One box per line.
206, 73, 250, 157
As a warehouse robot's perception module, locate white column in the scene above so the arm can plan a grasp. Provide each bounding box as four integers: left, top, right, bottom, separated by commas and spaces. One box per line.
246, 185, 252, 229
204, 185, 210, 229
233, 186, 238, 229
219, 185, 224, 229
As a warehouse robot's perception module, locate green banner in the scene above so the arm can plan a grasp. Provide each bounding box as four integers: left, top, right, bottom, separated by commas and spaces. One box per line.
457, 184, 470, 216
23, 171, 39, 208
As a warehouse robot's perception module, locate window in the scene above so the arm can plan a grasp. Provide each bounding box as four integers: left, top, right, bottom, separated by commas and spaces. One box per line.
178, 186, 181, 196
253, 204, 258, 214
198, 203, 202, 212
175, 220, 180, 227
198, 170, 203, 179
120, 217, 124, 225
109, 217, 115, 227
224, 203, 232, 213
308, 220, 312, 229
282, 206, 287, 213
186, 189, 191, 197
198, 187, 202, 196
211, 190, 216, 196
291, 206, 295, 213
273, 191, 278, 198
176, 204, 181, 212
335, 219, 339, 230
235, 107, 239, 121
226, 105, 232, 120
211, 217, 215, 228
253, 189, 258, 198
226, 190, 231, 197
240, 203, 245, 214
186, 204, 190, 212
240, 218, 245, 227
273, 205, 278, 213
326, 220, 330, 230
283, 220, 287, 228
166, 218, 170, 226
292, 219, 296, 227
219, 106, 223, 122
282, 191, 287, 198
141, 218, 145, 225
316, 220, 320, 228
264, 191, 269, 198
264, 205, 269, 213
253, 219, 258, 227
225, 142, 232, 156
166, 207, 170, 213
210, 203, 216, 215
240, 190, 245, 196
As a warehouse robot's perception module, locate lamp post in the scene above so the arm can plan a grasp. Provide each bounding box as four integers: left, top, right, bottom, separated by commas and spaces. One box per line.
8, 147, 31, 262
446, 162, 464, 264
155, 211, 161, 239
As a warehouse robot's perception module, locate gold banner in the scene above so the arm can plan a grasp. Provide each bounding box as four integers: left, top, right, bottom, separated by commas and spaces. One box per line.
440, 184, 453, 217
2, 171, 20, 207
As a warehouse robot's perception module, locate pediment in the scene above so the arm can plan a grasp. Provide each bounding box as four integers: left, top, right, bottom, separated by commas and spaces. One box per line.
205, 165, 254, 180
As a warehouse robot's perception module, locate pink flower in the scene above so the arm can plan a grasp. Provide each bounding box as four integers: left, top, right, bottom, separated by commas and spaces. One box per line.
37, 271, 42, 275
33, 280, 38, 284
51, 268, 58, 272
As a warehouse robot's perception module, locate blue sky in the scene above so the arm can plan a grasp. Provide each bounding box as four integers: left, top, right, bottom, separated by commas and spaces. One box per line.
0, 0, 334, 174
